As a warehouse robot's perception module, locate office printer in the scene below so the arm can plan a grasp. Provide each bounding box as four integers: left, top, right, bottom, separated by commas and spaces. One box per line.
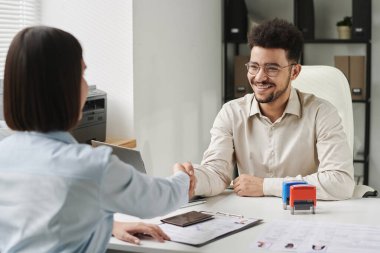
72, 85, 107, 144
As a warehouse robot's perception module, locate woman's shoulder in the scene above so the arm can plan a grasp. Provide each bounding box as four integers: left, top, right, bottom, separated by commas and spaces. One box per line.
59, 142, 113, 173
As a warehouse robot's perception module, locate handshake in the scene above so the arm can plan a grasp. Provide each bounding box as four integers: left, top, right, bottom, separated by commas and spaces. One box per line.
173, 162, 197, 199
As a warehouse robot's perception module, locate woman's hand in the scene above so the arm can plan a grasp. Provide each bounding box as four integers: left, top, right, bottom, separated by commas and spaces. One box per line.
112, 221, 170, 245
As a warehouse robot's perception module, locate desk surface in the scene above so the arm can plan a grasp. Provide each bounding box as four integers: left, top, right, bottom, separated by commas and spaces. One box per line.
108, 191, 380, 253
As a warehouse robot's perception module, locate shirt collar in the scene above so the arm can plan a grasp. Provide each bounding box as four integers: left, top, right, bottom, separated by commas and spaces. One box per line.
22, 131, 78, 144
284, 87, 302, 117
249, 87, 302, 118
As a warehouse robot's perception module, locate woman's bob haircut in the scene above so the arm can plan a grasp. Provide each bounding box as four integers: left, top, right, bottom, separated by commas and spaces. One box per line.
3, 26, 83, 132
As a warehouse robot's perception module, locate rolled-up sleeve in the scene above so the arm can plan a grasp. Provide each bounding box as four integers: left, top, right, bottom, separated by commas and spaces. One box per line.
263, 102, 355, 200
195, 104, 235, 196
305, 102, 355, 200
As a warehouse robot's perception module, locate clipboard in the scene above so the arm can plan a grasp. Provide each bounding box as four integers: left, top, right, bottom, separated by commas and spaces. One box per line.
159, 211, 263, 247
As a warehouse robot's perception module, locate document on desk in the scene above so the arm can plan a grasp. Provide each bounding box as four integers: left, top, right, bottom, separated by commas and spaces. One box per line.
159, 212, 262, 247
251, 219, 380, 253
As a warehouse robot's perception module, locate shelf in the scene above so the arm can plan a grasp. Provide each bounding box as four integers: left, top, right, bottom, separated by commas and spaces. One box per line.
303, 34, 371, 187
354, 152, 369, 163
105, 138, 136, 148
304, 39, 369, 44
226, 39, 370, 45
223, 0, 372, 186
352, 99, 370, 103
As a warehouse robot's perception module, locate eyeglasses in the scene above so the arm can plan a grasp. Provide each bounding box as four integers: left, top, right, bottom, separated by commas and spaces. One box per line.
245, 63, 296, 77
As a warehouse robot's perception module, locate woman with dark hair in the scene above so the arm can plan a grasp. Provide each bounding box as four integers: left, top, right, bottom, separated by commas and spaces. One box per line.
0, 26, 194, 252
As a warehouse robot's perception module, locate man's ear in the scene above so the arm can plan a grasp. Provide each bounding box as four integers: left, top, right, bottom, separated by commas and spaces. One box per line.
290, 64, 302, 80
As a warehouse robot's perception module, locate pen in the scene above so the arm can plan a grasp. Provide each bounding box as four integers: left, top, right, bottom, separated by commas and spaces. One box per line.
180, 200, 207, 208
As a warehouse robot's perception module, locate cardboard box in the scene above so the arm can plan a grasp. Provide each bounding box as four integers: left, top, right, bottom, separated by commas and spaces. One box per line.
349, 56, 366, 100
234, 55, 252, 98
334, 56, 349, 80
334, 55, 366, 100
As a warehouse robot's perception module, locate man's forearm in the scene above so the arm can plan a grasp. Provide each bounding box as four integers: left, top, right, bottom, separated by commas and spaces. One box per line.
263, 170, 355, 200
194, 165, 232, 196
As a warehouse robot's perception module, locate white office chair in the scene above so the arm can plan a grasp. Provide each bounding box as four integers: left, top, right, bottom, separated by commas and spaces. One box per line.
292, 65, 376, 198
292, 65, 354, 151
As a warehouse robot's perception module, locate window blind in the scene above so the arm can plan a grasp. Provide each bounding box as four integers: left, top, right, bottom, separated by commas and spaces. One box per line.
0, 0, 40, 80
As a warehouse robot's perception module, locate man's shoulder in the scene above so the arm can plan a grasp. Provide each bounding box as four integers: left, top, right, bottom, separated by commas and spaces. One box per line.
296, 89, 336, 111
223, 93, 254, 110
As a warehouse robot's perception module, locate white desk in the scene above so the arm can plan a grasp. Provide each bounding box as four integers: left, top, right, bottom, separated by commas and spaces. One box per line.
108, 191, 380, 253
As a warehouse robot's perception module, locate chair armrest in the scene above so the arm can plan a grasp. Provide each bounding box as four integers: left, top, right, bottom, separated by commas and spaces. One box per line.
352, 185, 378, 199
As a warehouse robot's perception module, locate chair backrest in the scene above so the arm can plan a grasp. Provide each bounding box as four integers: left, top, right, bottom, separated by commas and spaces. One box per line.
292, 65, 354, 153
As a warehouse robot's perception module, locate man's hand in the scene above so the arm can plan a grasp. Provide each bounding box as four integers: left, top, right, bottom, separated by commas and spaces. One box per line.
173, 162, 197, 199
112, 221, 170, 245
233, 174, 264, 197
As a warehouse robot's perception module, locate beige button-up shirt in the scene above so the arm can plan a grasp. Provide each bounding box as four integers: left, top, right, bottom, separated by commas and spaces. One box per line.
195, 88, 355, 200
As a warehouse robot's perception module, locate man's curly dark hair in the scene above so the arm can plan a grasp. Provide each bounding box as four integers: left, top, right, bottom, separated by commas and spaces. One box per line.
248, 18, 304, 63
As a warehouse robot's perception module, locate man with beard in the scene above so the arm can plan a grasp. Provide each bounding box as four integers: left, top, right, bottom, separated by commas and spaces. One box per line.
186, 18, 355, 200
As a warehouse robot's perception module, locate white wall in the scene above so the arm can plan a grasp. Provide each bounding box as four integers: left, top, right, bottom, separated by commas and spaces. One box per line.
41, 0, 134, 139
133, 0, 222, 176
41, 0, 223, 177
